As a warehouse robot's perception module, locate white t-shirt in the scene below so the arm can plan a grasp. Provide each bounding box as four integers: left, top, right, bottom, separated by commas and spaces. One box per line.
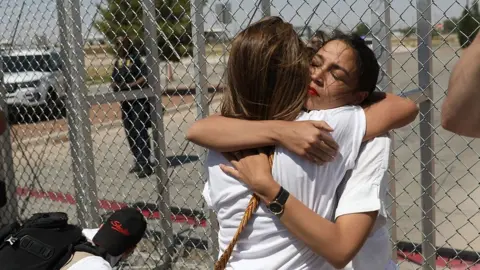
204, 106, 366, 270
66, 256, 112, 270
334, 135, 395, 270
65, 229, 112, 270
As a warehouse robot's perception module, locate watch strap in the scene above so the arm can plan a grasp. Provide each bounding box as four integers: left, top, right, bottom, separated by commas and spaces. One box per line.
274, 186, 289, 206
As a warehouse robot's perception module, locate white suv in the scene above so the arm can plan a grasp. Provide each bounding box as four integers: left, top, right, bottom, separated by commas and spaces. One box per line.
2, 49, 65, 121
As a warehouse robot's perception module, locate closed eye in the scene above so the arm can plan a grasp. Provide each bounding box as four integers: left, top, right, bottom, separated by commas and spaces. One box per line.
329, 64, 349, 78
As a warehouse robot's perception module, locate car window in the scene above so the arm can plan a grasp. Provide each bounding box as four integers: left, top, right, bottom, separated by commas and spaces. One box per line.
2, 53, 60, 73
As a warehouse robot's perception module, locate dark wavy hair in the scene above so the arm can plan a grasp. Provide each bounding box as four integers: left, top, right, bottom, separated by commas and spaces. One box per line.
308, 30, 380, 96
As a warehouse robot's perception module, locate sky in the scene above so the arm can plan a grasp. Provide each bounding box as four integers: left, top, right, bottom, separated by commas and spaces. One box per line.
0, 0, 474, 45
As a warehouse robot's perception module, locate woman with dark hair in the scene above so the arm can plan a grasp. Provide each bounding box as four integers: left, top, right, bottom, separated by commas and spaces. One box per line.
308, 31, 399, 270
188, 18, 417, 269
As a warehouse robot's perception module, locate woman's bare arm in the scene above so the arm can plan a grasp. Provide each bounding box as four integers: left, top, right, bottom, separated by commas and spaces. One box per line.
441, 34, 480, 137
278, 196, 376, 269
186, 115, 283, 151
220, 152, 376, 269
187, 116, 339, 163
363, 92, 418, 141
187, 93, 417, 150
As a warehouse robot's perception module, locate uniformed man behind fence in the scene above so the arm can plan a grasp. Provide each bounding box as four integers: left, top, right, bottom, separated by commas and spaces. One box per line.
111, 36, 154, 178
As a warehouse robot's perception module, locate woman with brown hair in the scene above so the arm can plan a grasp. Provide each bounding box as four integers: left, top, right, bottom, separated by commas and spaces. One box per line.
188, 17, 417, 269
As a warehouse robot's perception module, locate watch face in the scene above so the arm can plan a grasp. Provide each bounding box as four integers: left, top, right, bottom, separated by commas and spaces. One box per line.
269, 202, 283, 215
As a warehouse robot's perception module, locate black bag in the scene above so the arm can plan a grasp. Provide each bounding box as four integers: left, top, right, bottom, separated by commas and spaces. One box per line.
0, 212, 103, 270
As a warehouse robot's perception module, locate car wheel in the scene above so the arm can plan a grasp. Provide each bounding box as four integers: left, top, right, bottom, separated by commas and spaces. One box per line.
10, 105, 35, 123
7, 105, 21, 124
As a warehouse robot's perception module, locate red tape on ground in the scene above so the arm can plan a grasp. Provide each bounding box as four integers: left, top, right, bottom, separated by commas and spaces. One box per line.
397, 251, 480, 269
16, 187, 207, 227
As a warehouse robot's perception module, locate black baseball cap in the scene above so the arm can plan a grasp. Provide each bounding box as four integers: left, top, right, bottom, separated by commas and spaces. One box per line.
93, 207, 147, 256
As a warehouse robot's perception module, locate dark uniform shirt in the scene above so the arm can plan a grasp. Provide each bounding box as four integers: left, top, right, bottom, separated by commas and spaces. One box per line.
112, 54, 148, 91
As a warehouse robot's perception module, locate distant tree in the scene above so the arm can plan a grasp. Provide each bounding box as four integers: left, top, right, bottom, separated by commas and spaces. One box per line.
457, 3, 480, 48
354, 23, 370, 36
95, 0, 200, 61
473, 1, 480, 18
443, 18, 458, 33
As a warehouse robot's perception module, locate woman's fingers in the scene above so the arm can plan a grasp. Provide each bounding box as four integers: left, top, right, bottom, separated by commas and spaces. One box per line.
318, 134, 339, 153
312, 121, 334, 132
314, 140, 337, 159
310, 121, 339, 157
306, 153, 326, 165
219, 164, 241, 179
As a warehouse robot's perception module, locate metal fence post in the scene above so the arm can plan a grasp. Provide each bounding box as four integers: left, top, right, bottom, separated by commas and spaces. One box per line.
191, 0, 209, 124
191, 0, 218, 263
0, 57, 17, 226
261, 0, 271, 17
56, 0, 100, 227
142, 0, 174, 257
371, 0, 396, 260
416, 0, 436, 268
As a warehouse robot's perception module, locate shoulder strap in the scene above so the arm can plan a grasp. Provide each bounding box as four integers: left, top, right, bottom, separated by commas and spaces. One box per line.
23, 212, 68, 229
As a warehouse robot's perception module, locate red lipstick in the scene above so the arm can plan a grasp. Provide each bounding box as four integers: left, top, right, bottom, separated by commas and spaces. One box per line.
308, 87, 317, 96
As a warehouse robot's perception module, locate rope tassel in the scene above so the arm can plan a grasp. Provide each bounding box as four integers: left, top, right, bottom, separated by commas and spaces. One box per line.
214, 154, 273, 270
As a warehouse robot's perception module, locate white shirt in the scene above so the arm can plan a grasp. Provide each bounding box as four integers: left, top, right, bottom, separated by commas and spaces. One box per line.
334, 135, 395, 270
65, 229, 112, 270
66, 256, 112, 270
204, 106, 366, 270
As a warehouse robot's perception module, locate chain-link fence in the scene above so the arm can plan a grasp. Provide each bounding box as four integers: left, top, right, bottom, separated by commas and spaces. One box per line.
0, 0, 478, 269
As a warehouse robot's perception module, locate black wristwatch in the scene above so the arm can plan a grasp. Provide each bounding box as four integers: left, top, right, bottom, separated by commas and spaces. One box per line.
267, 186, 290, 218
